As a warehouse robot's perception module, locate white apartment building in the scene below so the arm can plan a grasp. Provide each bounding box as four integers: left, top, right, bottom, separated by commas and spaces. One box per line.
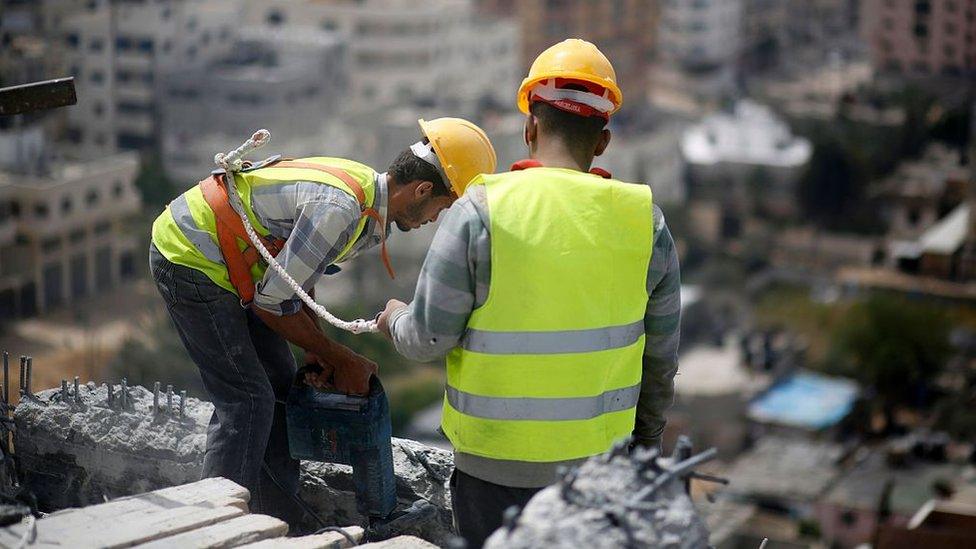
246, 0, 521, 113
682, 100, 812, 220
0, 128, 141, 317
652, 0, 743, 114
159, 26, 350, 184
54, 0, 244, 157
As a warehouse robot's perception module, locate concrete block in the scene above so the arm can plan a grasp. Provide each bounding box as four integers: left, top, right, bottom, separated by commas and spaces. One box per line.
238, 526, 364, 549
138, 513, 289, 548
14, 384, 455, 545
358, 535, 440, 548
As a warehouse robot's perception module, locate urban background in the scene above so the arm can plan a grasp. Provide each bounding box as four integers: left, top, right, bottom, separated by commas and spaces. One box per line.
1, 0, 975, 547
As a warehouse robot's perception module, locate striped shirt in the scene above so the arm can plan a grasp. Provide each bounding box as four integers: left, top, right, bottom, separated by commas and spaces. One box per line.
251, 173, 389, 315
389, 184, 682, 487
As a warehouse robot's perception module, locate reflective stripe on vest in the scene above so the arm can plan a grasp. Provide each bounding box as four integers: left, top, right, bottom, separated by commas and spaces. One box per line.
442, 167, 653, 463
461, 319, 644, 355
151, 157, 378, 296
446, 383, 641, 421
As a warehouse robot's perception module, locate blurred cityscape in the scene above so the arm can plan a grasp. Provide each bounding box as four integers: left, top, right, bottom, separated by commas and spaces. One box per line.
1, 0, 975, 547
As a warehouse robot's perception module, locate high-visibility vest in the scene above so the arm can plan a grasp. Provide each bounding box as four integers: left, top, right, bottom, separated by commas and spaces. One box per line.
442, 167, 653, 463
151, 157, 379, 297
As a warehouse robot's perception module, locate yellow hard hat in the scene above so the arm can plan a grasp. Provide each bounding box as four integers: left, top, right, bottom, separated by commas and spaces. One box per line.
418, 117, 497, 197
517, 38, 623, 116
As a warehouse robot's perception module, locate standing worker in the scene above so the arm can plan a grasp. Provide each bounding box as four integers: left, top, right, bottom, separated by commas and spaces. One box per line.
149, 118, 496, 525
378, 40, 681, 547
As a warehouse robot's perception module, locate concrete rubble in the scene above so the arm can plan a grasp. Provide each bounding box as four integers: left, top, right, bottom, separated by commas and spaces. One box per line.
484, 441, 712, 549
13, 383, 454, 545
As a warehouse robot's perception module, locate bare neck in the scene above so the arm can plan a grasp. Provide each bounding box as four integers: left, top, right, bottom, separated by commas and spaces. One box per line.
532, 139, 592, 172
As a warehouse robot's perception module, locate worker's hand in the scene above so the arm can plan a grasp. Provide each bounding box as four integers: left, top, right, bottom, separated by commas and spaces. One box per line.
331, 347, 378, 396
377, 299, 408, 339
303, 352, 335, 391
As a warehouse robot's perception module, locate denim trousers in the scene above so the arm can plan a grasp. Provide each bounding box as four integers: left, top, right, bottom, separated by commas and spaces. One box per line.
149, 244, 301, 525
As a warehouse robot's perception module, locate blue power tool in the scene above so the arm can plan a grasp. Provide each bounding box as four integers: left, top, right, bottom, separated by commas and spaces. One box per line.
286, 375, 398, 518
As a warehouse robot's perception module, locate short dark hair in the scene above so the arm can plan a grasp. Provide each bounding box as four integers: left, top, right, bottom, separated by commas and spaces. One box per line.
388, 139, 451, 197
530, 101, 606, 160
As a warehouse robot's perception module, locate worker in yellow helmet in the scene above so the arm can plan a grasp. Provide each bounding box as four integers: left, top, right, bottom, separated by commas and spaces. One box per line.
149, 118, 496, 525
378, 39, 682, 546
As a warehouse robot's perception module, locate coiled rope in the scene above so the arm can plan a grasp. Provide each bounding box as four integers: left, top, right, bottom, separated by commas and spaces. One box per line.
215, 130, 379, 334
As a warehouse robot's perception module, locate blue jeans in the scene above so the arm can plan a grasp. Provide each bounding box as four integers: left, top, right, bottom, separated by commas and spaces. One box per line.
149, 244, 301, 524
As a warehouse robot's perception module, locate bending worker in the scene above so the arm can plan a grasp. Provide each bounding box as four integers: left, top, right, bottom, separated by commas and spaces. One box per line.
149, 118, 496, 524
378, 40, 681, 546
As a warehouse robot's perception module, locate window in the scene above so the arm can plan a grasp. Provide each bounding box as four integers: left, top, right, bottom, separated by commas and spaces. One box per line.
94, 222, 111, 235
93, 101, 104, 116
266, 10, 285, 25
138, 39, 154, 53
89, 37, 104, 52
69, 230, 86, 244
65, 126, 83, 144
915, 1, 931, 15
41, 237, 61, 252
113, 181, 124, 198
945, 44, 956, 57
945, 22, 957, 35
86, 189, 100, 207
34, 203, 49, 218
914, 23, 928, 38
90, 70, 104, 84
116, 36, 132, 51
61, 197, 73, 214
946, 1, 957, 13
66, 33, 79, 49
187, 17, 197, 31
912, 60, 931, 73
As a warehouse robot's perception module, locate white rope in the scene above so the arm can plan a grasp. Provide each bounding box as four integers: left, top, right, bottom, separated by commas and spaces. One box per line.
216, 130, 378, 334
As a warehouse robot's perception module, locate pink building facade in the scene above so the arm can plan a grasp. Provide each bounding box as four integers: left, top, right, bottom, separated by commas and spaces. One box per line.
861, 0, 976, 77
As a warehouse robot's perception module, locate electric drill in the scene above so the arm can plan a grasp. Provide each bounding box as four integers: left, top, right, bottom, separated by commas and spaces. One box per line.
286, 374, 397, 518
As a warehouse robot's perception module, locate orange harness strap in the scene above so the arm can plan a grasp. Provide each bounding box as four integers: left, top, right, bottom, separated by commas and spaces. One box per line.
198, 161, 395, 306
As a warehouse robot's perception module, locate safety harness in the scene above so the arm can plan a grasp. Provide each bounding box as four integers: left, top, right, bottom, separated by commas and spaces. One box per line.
199, 158, 395, 307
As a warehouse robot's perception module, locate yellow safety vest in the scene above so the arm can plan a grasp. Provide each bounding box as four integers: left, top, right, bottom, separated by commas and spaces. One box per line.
151, 157, 378, 296
442, 167, 653, 463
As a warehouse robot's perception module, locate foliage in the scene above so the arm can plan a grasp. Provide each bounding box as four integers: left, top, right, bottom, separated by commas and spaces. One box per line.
134, 155, 178, 209
828, 296, 952, 409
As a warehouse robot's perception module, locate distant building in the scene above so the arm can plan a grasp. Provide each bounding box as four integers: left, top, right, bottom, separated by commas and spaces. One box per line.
248, 0, 521, 113
722, 436, 847, 510
747, 370, 859, 437
597, 113, 690, 204
741, 0, 861, 72
681, 100, 812, 240
860, 0, 976, 79
817, 449, 971, 548
652, 0, 742, 114
841, 144, 976, 301
0, 128, 141, 317
476, 0, 659, 112
159, 26, 349, 185
54, 0, 244, 156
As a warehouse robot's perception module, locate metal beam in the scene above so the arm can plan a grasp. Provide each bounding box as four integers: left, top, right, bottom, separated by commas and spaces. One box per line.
0, 77, 77, 116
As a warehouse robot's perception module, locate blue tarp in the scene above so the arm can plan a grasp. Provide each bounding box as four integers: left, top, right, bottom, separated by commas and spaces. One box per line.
747, 371, 859, 430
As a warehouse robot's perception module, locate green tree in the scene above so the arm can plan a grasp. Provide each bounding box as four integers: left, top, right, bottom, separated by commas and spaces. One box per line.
829, 296, 952, 423
134, 155, 178, 209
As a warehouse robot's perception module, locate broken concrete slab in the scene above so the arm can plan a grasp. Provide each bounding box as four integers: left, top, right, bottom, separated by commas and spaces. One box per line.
139, 513, 288, 548
238, 526, 364, 549
483, 443, 711, 549
298, 438, 454, 544
358, 535, 440, 549
14, 384, 455, 545
0, 478, 250, 548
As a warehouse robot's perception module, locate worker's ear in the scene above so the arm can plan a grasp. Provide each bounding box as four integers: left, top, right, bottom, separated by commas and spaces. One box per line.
594, 128, 611, 157
524, 114, 538, 149
413, 180, 435, 199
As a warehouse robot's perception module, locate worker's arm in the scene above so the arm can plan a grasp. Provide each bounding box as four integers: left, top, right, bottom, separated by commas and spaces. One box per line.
378, 188, 490, 360
633, 206, 682, 449
252, 192, 376, 393
252, 305, 375, 394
